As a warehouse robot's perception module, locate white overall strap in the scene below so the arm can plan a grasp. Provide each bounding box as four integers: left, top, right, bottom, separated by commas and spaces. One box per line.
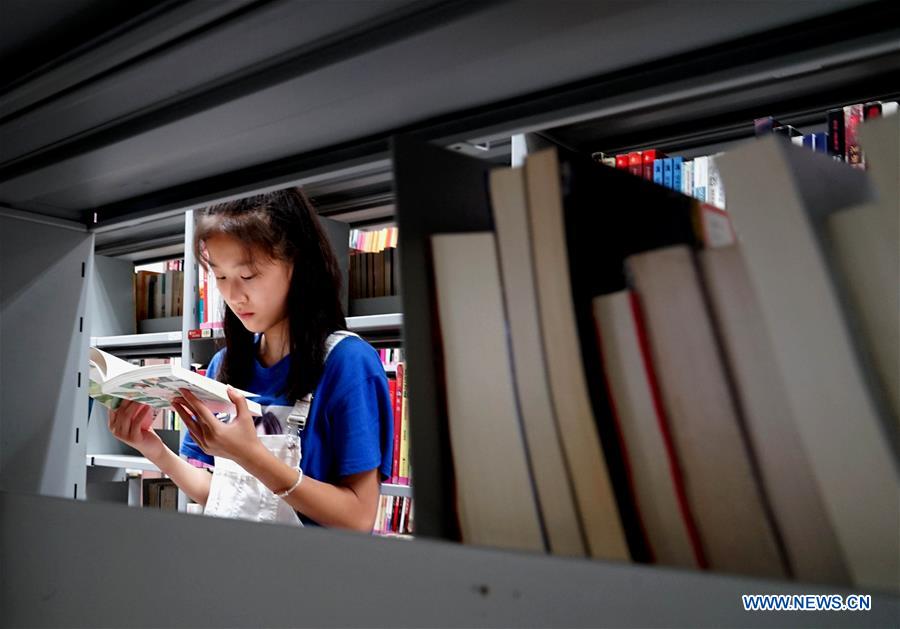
285, 330, 361, 432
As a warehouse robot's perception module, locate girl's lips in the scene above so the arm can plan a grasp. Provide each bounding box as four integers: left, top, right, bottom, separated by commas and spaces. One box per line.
238, 312, 254, 319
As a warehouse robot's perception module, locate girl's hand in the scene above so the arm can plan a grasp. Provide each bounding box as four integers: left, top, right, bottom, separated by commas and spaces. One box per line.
108, 399, 166, 460
172, 387, 262, 464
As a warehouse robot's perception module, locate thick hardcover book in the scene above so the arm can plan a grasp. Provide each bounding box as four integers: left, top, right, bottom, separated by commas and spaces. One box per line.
430, 232, 545, 552
627, 246, 787, 579
89, 347, 262, 416
489, 165, 586, 557
717, 137, 900, 590
699, 245, 850, 584
826, 114, 900, 423
555, 145, 703, 563
592, 290, 705, 570
525, 148, 632, 562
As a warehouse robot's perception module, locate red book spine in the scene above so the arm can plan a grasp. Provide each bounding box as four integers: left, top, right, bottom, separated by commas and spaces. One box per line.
615, 154, 630, 170
629, 292, 708, 569
641, 149, 663, 180
391, 363, 404, 484
391, 496, 402, 533
628, 151, 643, 177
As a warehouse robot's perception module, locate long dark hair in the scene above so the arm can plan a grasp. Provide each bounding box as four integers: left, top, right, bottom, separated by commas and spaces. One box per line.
194, 187, 346, 401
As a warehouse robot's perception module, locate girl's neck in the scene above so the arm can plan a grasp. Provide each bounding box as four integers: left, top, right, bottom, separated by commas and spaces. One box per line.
258, 318, 290, 368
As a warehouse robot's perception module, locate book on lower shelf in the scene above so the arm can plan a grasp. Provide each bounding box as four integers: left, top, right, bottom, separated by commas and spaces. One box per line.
89, 346, 262, 415
393, 109, 899, 592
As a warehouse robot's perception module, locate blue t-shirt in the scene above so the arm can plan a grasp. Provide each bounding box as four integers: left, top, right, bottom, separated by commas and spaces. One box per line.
180, 334, 394, 526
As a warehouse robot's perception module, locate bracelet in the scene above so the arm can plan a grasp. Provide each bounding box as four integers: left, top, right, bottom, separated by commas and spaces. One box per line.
276, 467, 304, 498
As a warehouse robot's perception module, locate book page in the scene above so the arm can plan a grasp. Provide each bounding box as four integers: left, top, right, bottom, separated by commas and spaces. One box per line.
103, 363, 261, 415
89, 346, 140, 382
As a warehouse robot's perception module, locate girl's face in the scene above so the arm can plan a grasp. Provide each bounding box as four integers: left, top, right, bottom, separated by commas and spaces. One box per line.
204, 234, 293, 334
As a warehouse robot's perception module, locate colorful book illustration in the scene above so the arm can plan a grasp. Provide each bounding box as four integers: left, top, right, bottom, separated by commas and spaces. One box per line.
89, 347, 262, 416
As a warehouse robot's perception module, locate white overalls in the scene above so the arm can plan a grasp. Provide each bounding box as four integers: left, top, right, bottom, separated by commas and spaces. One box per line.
202, 331, 360, 525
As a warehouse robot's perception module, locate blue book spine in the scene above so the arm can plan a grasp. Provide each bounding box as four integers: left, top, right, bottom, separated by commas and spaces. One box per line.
653, 160, 664, 185
803, 134, 814, 149
662, 158, 673, 189
671, 157, 683, 192
813, 132, 828, 153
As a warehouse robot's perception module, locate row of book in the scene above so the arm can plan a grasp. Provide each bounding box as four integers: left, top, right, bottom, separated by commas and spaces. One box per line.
388, 362, 412, 486
596, 150, 726, 210
134, 261, 185, 323
756, 100, 897, 168
349, 226, 398, 253
350, 247, 400, 300
373, 495, 414, 537
426, 113, 897, 591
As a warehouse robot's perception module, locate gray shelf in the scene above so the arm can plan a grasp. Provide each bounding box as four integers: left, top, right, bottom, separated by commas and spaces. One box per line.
91, 331, 182, 348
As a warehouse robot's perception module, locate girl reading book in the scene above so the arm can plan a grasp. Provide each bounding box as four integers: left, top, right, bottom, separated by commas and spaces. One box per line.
107, 188, 393, 531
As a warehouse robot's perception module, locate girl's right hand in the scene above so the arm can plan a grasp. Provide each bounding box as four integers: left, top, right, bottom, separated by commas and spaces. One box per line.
108, 399, 166, 460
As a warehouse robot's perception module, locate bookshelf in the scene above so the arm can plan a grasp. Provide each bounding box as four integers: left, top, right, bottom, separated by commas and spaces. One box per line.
2, 1, 899, 625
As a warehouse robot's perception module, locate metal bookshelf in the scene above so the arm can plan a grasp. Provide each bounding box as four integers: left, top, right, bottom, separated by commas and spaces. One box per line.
4, 1, 899, 626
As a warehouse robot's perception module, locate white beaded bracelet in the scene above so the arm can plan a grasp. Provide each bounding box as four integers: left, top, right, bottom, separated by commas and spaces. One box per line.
276, 468, 304, 498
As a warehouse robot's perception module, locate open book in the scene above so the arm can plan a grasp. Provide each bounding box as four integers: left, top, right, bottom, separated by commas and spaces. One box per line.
89, 347, 262, 416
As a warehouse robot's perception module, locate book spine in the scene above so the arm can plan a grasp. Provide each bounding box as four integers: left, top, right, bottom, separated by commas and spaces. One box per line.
843, 103, 864, 168
392, 364, 403, 484
653, 160, 664, 185
399, 362, 410, 485
693, 156, 708, 202
662, 158, 673, 189
671, 157, 683, 193
707, 155, 726, 210
826, 107, 845, 161
615, 154, 630, 170
813, 132, 828, 153
641, 149, 661, 180
628, 151, 643, 177
682, 160, 693, 196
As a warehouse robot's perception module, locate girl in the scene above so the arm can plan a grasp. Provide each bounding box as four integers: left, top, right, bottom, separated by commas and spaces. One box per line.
108, 188, 394, 531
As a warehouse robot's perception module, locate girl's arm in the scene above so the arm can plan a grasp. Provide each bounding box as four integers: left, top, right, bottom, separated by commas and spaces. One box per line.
237, 444, 380, 531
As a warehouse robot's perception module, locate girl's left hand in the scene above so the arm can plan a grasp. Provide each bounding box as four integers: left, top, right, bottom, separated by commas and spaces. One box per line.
172, 386, 261, 464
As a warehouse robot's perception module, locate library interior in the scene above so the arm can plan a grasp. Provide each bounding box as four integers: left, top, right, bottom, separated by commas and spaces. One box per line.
1, 1, 898, 627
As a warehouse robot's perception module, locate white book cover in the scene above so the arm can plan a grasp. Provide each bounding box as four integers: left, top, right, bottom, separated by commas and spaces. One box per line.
89, 346, 262, 416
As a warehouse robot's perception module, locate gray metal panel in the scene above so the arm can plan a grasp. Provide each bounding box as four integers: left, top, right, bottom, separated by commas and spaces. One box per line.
1, 489, 897, 628
0, 214, 92, 499
90, 254, 136, 337
0, 0, 867, 213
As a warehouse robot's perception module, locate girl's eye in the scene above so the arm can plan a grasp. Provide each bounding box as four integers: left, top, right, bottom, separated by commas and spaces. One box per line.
241, 275, 256, 281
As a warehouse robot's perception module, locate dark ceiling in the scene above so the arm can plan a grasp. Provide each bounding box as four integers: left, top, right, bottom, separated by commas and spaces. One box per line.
0, 0, 160, 89
1, 0, 897, 229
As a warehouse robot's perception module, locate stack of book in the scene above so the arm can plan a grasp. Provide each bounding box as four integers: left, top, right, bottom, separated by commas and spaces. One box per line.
197, 262, 224, 330
420, 113, 898, 591
597, 150, 726, 210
